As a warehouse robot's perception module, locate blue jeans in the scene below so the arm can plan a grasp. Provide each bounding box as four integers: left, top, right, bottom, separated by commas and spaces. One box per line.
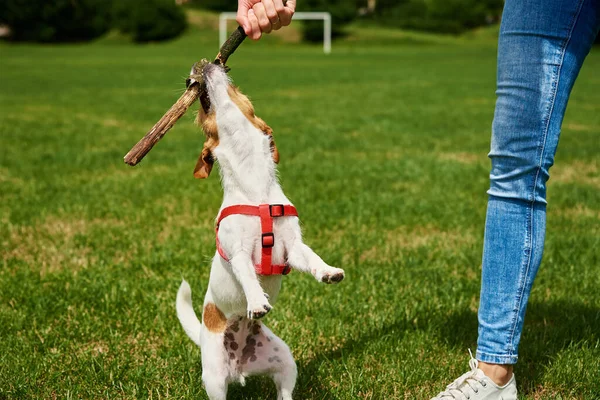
476, 0, 600, 365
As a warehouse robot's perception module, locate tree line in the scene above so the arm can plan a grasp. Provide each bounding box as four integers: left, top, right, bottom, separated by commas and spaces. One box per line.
0, 0, 187, 43
1, 0, 597, 44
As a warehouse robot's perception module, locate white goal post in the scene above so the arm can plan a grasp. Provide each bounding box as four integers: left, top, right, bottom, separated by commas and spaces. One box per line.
219, 12, 332, 54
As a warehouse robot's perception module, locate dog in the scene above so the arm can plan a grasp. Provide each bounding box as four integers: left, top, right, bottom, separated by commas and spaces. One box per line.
176, 63, 345, 400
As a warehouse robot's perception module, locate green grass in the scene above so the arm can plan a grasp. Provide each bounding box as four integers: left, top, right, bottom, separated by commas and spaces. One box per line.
1, 13, 599, 400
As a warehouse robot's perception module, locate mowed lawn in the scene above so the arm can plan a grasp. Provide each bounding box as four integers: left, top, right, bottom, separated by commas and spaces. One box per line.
1, 17, 599, 400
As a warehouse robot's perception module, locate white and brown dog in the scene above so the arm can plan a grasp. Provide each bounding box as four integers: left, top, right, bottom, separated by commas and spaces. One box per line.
176, 63, 345, 400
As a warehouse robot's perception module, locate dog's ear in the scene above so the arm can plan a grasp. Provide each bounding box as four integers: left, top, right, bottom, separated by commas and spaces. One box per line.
267, 133, 279, 164
193, 144, 214, 179
259, 122, 279, 164
194, 106, 218, 179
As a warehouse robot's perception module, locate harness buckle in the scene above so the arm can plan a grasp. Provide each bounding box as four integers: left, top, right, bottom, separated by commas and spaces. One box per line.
269, 204, 284, 217
261, 232, 275, 248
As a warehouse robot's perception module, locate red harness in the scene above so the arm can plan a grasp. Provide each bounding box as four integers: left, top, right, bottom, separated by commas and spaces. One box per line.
216, 204, 298, 276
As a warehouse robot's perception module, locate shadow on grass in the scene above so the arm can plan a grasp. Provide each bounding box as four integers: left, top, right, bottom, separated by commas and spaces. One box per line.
438, 300, 600, 396
295, 320, 414, 399
215, 300, 598, 399
226, 319, 413, 399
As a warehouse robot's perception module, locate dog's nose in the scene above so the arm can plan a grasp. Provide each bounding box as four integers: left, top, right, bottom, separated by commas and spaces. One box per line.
187, 59, 211, 88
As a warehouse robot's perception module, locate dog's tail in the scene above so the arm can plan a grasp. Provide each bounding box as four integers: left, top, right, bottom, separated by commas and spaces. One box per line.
176, 279, 202, 347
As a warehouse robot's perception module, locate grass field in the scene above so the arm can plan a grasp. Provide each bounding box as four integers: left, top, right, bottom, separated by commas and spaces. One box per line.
1, 12, 599, 400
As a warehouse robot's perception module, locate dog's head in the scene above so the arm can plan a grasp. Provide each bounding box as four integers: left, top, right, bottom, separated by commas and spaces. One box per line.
193, 64, 279, 179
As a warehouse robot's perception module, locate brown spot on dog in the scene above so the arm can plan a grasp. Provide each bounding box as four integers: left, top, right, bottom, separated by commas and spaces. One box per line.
229, 352, 235, 360
274, 347, 279, 352
240, 336, 257, 365
230, 320, 240, 333
224, 332, 234, 341
252, 323, 261, 335
203, 303, 227, 333
247, 321, 253, 329
257, 342, 263, 347
230, 341, 239, 350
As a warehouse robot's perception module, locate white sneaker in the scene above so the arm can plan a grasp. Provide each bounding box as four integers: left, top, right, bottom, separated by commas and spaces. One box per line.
431, 351, 517, 400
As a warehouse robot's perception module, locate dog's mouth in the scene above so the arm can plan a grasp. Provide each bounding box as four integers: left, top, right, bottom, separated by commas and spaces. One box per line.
199, 82, 211, 114
186, 61, 228, 115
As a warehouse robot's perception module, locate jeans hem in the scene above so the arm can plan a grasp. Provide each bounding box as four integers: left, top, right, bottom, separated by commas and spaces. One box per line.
476, 350, 518, 365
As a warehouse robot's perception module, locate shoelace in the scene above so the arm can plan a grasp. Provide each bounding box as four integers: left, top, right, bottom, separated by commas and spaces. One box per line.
434, 350, 488, 400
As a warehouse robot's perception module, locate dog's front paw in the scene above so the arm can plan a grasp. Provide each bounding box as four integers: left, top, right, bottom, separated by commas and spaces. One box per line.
314, 267, 345, 284
247, 299, 272, 320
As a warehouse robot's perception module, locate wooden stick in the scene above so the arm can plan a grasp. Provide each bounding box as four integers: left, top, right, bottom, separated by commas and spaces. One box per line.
124, 26, 247, 166
215, 25, 247, 66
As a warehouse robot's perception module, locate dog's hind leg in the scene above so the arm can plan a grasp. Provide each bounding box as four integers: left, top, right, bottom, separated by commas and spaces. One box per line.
273, 366, 297, 400
263, 325, 297, 400
203, 376, 228, 400
236, 320, 297, 399
287, 240, 345, 284
255, 325, 296, 400
200, 330, 230, 400
198, 303, 234, 400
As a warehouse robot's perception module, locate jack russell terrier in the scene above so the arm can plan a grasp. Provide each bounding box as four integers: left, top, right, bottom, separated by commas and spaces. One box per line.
176, 63, 345, 400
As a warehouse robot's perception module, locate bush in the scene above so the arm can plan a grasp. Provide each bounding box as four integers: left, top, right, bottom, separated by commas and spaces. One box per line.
0, 0, 112, 42
300, 0, 357, 42
113, 0, 187, 43
186, 0, 234, 12
374, 0, 503, 34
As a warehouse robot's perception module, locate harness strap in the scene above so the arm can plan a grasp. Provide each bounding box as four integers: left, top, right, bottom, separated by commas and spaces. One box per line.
216, 204, 298, 275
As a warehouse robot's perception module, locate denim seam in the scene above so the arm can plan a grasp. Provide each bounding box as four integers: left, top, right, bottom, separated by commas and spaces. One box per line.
505, 0, 586, 358
476, 349, 518, 365
506, 203, 531, 357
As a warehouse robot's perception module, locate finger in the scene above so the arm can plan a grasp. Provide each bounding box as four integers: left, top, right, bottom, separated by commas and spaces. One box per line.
247, 9, 262, 40
272, 19, 282, 31
262, 0, 280, 25
252, 3, 273, 34
273, 0, 286, 15
279, 0, 295, 26
236, 14, 251, 35
236, 0, 252, 34
285, 0, 296, 13
272, 0, 287, 28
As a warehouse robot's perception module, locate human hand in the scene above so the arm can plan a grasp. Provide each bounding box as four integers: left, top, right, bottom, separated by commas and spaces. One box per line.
237, 0, 296, 40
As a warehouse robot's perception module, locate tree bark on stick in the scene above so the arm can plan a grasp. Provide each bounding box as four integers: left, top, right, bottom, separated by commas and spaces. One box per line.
124, 26, 247, 166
